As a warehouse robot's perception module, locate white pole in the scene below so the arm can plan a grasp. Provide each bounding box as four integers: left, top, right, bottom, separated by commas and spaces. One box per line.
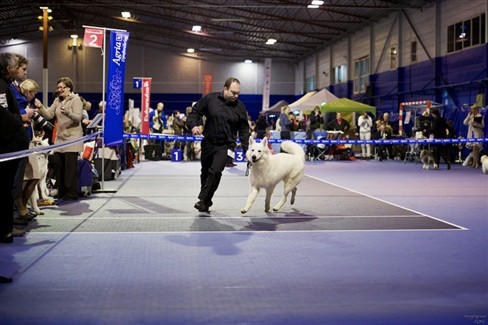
82, 25, 126, 192
101, 29, 106, 189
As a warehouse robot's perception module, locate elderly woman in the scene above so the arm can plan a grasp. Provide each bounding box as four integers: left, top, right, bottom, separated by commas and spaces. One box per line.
462, 104, 485, 168
37, 77, 83, 200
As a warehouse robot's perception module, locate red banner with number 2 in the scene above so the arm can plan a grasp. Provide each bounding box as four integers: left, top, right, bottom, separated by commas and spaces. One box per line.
83, 28, 104, 48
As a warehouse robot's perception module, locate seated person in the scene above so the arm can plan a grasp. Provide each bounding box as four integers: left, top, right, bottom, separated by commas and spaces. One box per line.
327, 112, 350, 135
373, 122, 392, 160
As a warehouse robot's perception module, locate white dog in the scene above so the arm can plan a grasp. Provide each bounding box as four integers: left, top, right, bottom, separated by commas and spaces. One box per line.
481, 155, 488, 174
241, 137, 305, 214
420, 149, 435, 169
28, 136, 53, 214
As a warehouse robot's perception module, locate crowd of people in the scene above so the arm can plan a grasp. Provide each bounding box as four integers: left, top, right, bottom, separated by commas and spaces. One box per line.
0, 52, 93, 245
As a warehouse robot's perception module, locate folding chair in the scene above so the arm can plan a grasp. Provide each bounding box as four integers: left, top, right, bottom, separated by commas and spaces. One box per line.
309, 136, 329, 161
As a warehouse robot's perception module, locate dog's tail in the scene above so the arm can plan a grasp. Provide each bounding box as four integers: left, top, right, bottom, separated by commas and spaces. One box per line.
280, 141, 305, 161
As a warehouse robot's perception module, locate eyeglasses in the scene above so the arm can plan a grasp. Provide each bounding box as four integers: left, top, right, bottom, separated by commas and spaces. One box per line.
57, 86, 67, 90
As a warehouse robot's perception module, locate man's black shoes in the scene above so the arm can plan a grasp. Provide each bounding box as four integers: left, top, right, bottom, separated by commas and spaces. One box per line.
194, 200, 209, 213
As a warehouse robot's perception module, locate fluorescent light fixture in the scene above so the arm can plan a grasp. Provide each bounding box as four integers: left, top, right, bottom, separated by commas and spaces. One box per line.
187, 48, 195, 53
311, 0, 324, 5
211, 18, 245, 22
5, 38, 26, 45
244, 59, 253, 64
266, 38, 277, 45
307, 5, 319, 8
121, 11, 131, 18
192, 25, 202, 32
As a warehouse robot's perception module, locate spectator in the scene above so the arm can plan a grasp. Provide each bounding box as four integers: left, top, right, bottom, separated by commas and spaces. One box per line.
382, 112, 394, 134
172, 110, 185, 150
416, 109, 431, 139
308, 106, 322, 139
0, 52, 30, 243
150, 102, 166, 133
462, 104, 485, 168
9, 55, 37, 226
279, 105, 292, 139
288, 112, 299, 131
358, 111, 373, 159
373, 123, 391, 161
37, 77, 83, 200
15, 79, 45, 220
430, 108, 451, 170
80, 96, 92, 134
327, 112, 350, 134
255, 113, 269, 139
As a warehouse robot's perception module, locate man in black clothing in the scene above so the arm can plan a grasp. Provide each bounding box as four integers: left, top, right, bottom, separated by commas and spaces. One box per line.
430, 108, 451, 170
186, 77, 250, 212
0, 53, 29, 244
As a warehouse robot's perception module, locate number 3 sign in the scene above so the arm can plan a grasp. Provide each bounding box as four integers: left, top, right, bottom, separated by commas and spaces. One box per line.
83, 28, 104, 48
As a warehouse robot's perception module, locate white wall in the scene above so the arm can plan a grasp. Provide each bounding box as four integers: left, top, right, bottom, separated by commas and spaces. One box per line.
0, 36, 296, 96
295, 0, 486, 87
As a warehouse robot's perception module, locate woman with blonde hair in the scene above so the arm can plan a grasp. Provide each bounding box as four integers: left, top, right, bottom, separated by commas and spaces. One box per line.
463, 104, 485, 168
37, 77, 83, 200
15, 79, 44, 218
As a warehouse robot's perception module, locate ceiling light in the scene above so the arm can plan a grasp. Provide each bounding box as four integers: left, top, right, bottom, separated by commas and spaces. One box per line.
311, 0, 324, 5
187, 48, 195, 53
39, 6, 52, 13
244, 59, 253, 64
121, 11, 131, 19
266, 38, 277, 45
192, 25, 202, 33
307, 5, 320, 9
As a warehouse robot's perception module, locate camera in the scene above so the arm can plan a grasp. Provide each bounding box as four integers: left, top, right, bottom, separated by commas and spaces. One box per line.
33, 113, 54, 132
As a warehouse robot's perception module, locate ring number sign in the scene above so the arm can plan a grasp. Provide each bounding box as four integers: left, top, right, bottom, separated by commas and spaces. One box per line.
83, 28, 104, 48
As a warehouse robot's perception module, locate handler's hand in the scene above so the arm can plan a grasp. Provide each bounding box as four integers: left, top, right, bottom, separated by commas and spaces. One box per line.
192, 126, 202, 135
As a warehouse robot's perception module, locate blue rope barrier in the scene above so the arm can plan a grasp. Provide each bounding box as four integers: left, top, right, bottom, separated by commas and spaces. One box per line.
0, 131, 101, 162
123, 132, 488, 146
3, 131, 486, 163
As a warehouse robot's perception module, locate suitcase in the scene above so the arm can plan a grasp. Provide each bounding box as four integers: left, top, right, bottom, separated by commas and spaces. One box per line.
78, 158, 93, 196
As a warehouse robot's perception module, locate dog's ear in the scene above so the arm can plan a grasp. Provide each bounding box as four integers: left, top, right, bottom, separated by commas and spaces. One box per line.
261, 137, 268, 147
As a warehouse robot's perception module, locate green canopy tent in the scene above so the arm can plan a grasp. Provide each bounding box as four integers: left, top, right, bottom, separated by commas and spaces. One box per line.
320, 98, 376, 116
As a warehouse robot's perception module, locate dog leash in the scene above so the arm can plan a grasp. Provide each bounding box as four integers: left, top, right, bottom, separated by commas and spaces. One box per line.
245, 161, 251, 176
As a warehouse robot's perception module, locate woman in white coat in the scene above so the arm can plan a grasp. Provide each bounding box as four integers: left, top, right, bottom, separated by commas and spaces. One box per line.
462, 104, 485, 168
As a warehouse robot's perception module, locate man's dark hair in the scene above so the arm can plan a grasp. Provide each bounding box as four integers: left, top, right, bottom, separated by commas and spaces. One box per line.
224, 77, 240, 89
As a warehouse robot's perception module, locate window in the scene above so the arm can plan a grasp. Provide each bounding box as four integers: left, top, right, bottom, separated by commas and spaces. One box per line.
448, 13, 486, 53
390, 46, 397, 70
305, 76, 315, 91
334, 65, 347, 84
354, 57, 369, 94
411, 40, 417, 63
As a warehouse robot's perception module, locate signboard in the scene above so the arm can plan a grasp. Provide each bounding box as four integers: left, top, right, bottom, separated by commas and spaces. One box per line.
140, 78, 152, 135
104, 30, 130, 146
83, 28, 104, 48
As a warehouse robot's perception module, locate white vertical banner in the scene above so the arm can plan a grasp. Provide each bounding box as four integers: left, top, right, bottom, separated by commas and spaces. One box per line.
262, 58, 272, 112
